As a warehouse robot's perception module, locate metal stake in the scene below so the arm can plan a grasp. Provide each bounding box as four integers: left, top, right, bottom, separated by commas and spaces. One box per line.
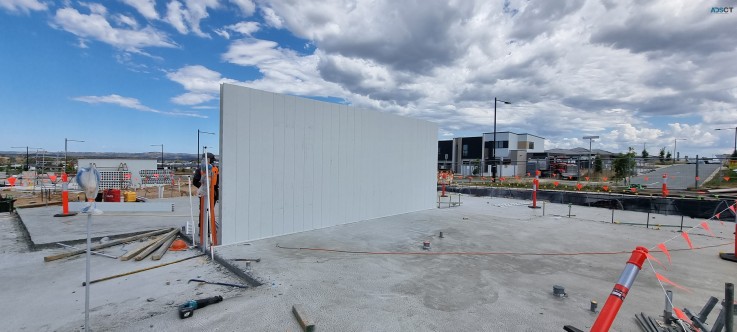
85, 212, 91, 331
726, 283, 734, 332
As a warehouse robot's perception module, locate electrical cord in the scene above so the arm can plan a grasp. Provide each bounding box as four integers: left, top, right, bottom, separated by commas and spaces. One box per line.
275, 241, 733, 257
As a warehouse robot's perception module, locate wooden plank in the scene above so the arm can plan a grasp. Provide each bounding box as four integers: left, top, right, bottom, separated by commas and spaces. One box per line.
120, 234, 166, 261
83, 254, 204, 286
150, 233, 177, 261
134, 229, 178, 261
44, 228, 172, 262
292, 304, 315, 332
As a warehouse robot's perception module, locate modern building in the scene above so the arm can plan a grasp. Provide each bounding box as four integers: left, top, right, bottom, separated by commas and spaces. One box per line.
439, 132, 546, 176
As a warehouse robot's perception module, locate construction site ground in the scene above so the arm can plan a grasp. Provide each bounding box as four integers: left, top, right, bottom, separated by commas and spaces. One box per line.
1, 193, 735, 331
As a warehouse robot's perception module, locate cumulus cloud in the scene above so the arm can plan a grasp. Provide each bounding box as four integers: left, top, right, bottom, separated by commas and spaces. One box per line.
238, 0, 737, 155
52, 5, 176, 52
0, 0, 47, 13
167, 65, 239, 105
221, 38, 345, 97
74, 94, 207, 118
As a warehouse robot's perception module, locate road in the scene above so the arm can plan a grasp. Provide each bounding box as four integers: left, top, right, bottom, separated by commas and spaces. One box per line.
629, 163, 721, 190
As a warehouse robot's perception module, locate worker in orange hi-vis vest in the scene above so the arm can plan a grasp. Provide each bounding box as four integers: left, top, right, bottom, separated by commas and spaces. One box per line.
193, 152, 219, 247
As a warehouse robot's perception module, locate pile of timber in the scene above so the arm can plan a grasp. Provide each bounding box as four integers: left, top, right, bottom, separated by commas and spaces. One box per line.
44, 228, 183, 262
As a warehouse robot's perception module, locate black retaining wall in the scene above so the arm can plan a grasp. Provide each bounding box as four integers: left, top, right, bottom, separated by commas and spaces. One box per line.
442, 186, 736, 220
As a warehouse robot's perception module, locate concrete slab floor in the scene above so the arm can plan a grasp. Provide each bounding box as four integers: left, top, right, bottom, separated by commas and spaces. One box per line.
16, 197, 203, 248
116, 194, 735, 332
2, 193, 735, 331
0, 211, 242, 332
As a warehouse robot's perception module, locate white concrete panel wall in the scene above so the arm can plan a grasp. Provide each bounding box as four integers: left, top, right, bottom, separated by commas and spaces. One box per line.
220, 84, 437, 245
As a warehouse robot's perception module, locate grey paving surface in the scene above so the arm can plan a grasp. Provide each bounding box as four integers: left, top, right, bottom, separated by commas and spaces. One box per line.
115, 194, 736, 332
16, 197, 199, 247
631, 164, 721, 190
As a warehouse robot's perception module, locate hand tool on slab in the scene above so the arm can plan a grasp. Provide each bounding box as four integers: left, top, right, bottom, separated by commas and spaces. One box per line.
187, 278, 249, 289
178, 295, 223, 319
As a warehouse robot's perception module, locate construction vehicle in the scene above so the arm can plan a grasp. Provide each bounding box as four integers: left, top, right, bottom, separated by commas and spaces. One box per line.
527, 158, 579, 179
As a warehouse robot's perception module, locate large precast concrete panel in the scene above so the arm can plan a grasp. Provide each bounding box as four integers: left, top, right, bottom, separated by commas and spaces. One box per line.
219, 84, 438, 244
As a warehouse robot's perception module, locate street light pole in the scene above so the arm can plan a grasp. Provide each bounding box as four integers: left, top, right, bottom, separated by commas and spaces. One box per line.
492, 97, 511, 182
198, 130, 215, 160
65, 138, 84, 173
583, 136, 599, 175
11, 146, 42, 171
150, 144, 164, 169
715, 126, 737, 156
673, 138, 686, 164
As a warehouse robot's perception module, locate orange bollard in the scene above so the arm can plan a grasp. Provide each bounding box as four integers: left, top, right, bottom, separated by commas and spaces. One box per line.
54, 173, 78, 217
441, 172, 448, 197
661, 173, 668, 198
591, 246, 649, 331
529, 177, 540, 209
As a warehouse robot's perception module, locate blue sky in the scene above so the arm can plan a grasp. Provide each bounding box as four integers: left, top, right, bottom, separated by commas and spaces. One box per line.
1, 0, 736, 158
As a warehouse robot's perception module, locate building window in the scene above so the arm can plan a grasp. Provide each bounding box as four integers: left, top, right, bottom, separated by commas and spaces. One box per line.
528, 142, 534, 149
496, 141, 508, 148
462, 144, 468, 157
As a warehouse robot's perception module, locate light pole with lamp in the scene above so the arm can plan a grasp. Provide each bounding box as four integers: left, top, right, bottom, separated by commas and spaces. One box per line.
65, 138, 84, 173
11, 146, 42, 171
150, 144, 164, 169
492, 97, 511, 182
198, 130, 215, 160
583, 136, 599, 176
715, 126, 737, 157
673, 138, 686, 164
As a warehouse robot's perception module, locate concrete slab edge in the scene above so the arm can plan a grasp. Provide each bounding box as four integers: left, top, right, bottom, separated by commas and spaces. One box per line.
176, 231, 263, 288
212, 251, 263, 288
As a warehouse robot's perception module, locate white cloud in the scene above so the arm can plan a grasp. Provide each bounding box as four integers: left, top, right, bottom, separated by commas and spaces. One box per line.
214, 29, 229, 39
230, 0, 255, 16
214, 21, 259, 39
122, 0, 158, 20
167, 65, 237, 94
0, 0, 47, 13
113, 14, 138, 29
79, 2, 106, 15
166, 65, 241, 105
242, 0, 737, 156
74, 94, 207, 118
171, 92, 216, 105
228, 21, 259, 35
52, 6, 176, 52
221, 38, 346, 97
260, 7, 283, 28
165, 1, 188, 34
164, 0, 219, 37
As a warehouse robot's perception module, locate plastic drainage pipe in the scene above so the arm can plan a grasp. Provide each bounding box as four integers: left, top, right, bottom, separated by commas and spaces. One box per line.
590, 246, 648, 332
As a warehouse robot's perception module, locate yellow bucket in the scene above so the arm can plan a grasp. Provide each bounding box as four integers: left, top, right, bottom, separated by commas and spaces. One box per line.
124, 191, 137, 202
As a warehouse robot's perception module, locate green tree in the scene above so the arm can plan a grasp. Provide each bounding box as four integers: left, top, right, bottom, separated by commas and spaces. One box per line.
666, 151, 672, 161
594, 155, 603, 173
659, 147, 666, 163
641, 149, 649, 159
613, 148, 636, 180
731, 150, 737, 160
